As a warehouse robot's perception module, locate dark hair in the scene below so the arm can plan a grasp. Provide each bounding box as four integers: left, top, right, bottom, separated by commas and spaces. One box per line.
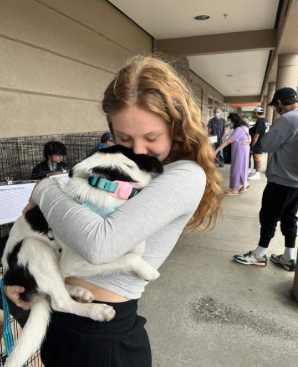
44, 141, 67, 160
274, 97, 298, 107
228, 113, 249, 129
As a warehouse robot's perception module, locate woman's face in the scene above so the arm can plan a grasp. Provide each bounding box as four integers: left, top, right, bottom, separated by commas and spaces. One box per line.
110, 106, 173, 162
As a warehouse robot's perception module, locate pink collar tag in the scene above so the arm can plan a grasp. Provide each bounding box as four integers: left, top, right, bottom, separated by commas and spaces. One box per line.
109, 180, 136, 200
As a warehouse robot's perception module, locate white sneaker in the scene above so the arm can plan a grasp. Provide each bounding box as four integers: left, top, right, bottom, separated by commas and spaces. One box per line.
248, 169, 256, 177
270, 254, 296, 271
248, 172, 260, 180
234, 251, 267, 267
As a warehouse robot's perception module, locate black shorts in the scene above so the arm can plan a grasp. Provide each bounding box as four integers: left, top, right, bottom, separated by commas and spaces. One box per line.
251, 145, 263, 155
41, 299, 151, 367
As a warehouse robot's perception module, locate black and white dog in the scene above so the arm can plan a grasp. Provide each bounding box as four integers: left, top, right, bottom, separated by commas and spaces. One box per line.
2, 145, 163, 367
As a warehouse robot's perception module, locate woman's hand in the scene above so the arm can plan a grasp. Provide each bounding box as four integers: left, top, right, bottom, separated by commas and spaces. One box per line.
4, 285, 32, 310
214, 149, 219, 156
243, 135, 252, 145
22, 196, 37, 214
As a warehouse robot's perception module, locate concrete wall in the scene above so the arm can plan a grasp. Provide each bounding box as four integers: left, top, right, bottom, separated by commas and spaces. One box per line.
159, 58, 224, 124
190, 71, 224, 123
0, 0, 152, 138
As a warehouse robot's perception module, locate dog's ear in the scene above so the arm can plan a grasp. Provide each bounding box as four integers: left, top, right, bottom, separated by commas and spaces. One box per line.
68, 167, 74, 178
132, 155, 163, 174
94, 145, 163, 174
96, 145, 129, 154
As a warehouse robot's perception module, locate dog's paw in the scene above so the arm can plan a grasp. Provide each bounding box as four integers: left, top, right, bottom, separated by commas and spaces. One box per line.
75, 289, 94, 303
136, 264, 160, 281
67, 285, 94, 303
91, 304, 116, 322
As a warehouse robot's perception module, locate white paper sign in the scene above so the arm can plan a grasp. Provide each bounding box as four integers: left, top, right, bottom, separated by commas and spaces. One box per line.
48, 172, 69, 183
0, 183, 36, 225
209, 135, 218, 143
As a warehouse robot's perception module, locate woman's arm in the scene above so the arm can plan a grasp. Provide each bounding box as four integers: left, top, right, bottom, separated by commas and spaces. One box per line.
242, 134, 251, 145
33, 161, 206, 265
214, 138, 234, 155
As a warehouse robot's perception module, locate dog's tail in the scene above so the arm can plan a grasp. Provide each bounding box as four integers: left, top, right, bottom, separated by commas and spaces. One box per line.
5, 298, 51, 367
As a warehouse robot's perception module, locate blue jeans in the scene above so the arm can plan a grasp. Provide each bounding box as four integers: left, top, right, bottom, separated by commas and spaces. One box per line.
215, 138, 225, 165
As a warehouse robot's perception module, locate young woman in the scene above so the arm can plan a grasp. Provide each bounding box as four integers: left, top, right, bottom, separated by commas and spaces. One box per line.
5, 56, 223, 367
215, 113, 251, 196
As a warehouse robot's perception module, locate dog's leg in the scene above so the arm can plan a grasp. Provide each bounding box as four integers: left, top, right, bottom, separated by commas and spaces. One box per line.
65, 284, 94, 303
19, 238, 115, 322
61, 246, 160, 281
128, 241, 145, 256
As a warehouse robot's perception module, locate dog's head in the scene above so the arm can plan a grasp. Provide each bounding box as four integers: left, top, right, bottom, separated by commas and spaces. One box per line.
69, 145, 163, 190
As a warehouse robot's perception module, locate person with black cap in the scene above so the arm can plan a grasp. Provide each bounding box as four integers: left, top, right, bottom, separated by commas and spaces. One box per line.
88, 132, 114, 157
234, 87, 298, 271
248, 107, 269, 180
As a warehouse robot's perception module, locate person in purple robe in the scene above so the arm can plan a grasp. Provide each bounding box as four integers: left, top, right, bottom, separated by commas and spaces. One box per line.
214, 113, 251, 195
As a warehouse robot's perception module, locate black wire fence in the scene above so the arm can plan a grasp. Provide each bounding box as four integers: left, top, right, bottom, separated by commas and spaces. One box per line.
0, 132, 105, 239
0, 132, 103, 182
0, 132, 106, 365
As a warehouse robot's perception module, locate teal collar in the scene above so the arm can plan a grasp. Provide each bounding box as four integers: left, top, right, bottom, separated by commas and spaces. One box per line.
87, 175, 118, 193
87, 175, 139, 200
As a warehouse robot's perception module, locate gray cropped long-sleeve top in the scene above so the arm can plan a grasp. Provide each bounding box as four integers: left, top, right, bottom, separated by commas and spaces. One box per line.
33, 160, 206, 299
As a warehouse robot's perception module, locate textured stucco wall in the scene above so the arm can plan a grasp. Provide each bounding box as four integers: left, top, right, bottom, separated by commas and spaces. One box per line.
0, 0, 152, 138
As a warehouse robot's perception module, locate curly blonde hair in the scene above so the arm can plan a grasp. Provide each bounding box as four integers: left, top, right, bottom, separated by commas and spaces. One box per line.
102, 55, 223, 230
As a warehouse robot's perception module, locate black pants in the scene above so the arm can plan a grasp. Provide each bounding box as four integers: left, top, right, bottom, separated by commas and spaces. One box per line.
41, 299, 151, 367
259, 182, 298, 248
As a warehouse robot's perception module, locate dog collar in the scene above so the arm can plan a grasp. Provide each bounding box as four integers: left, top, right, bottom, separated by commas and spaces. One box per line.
87, 176, 139, 200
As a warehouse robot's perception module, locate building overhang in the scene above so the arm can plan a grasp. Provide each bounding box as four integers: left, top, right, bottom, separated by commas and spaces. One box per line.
157, 29, 277, 56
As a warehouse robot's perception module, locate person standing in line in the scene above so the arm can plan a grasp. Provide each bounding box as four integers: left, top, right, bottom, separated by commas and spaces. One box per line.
4, 56, 223, 367
208, 108, 226, 167
234, 87, 298, 271
248, 107, 269, 180
214, 113, 251, 195
88, 132, 115, 157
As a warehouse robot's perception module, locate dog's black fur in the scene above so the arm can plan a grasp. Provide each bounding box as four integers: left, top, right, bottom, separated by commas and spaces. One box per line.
2, 146, 163, 367
69, 145, 163, 178
4, 241, 39, 303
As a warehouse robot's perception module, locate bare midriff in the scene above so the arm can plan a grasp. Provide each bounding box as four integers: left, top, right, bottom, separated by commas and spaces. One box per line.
65, 277, 131, 303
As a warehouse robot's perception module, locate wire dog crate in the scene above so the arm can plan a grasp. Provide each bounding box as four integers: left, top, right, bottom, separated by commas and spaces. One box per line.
0, 132, 107, 365
0, 133, 103, 182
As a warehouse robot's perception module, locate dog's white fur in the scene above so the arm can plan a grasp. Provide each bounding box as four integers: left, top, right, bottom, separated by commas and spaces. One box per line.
2, 150, 160, 367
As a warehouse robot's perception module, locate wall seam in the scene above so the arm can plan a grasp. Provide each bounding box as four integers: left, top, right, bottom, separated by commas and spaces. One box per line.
33, 0, 138, 55
0, 33, 118, 75
277, 64, 298, 68
0, 86, 100, 102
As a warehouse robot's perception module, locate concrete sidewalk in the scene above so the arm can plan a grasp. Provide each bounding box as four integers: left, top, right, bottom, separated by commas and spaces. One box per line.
139, 155, 298, 367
